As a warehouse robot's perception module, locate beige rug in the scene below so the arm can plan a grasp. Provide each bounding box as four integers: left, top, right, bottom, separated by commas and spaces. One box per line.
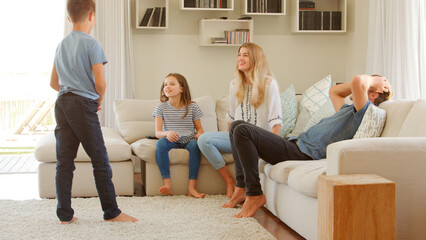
0, 195, 276, 240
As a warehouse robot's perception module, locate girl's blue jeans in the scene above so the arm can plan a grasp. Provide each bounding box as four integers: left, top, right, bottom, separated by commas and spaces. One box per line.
155, 138, 201, 179
197, 132, 232, 170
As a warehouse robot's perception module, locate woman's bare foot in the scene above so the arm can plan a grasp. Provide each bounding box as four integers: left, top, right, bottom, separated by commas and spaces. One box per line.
234, 194, 266, 218
222, 187, 246, 208
187, 179, 205, 198
159, 178, 173, 196
60, 217, 78, 225
105, 212, 138, 222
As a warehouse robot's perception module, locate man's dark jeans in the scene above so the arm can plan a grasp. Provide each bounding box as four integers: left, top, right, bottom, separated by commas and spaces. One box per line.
54, 93, 121, 221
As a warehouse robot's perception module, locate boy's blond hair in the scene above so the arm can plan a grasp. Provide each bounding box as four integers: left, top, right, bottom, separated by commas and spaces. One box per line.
67, 0, 96, 23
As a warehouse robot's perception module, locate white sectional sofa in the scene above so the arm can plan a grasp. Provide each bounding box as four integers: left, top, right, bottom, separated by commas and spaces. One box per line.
260, 99, 426, 240
35, 94, 426, 240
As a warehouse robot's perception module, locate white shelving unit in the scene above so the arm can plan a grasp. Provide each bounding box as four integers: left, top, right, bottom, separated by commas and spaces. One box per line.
241, 0, 286, 15
180, 0, 234, 11
136, 0, 169, 29
199, 19, 254, 46
291, 0, 346, 33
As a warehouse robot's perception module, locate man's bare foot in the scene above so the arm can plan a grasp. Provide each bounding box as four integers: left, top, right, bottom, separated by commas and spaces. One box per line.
105, 212, 138, 222
159, 178, 173, 195
60, 217, 78, 225
187, 187, 205, 198
234, 194, 266, 218
222, 187, 246, 208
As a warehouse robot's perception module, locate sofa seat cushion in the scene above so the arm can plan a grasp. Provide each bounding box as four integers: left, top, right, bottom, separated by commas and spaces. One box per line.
132, 138, 234, 165
287, 160, 327, 198
264, 160, 321, 184
34, 127, 132, 163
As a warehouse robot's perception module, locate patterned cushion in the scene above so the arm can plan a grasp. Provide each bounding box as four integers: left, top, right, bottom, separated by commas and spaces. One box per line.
300, 74, 332, 115
353, 104, 387, 138
304, 99, 335, 131
280, 85, 298, 137
287, 107, 311, 137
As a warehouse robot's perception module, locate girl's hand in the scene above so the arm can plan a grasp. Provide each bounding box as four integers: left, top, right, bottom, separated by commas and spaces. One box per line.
195, 131, 203, 139
166, 131, 179, 142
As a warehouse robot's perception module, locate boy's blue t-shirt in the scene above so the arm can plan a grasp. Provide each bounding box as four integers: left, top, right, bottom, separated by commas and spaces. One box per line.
54, 31, 107, 100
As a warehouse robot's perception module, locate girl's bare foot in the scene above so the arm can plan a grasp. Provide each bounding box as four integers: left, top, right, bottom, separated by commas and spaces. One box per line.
187, 179, 205, 198
222, 187, 246, 208
159, 178, 173, 195
187, 187, 205, 198
105, 212, 138, 222
60, 217, 78, 225
234, 194, 266, 218
225, 182, 236, 198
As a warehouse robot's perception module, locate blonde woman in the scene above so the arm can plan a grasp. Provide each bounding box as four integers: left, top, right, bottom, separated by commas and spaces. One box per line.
198, 43, 282, 198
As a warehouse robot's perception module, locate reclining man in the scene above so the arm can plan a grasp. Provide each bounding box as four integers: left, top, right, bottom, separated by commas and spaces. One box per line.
223, 74, 393, 217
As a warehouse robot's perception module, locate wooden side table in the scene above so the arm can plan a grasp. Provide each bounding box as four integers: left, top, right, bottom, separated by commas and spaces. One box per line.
318, 174, 395, 240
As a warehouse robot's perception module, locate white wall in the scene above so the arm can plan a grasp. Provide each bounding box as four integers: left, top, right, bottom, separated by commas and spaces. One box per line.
132, 0, 369, 99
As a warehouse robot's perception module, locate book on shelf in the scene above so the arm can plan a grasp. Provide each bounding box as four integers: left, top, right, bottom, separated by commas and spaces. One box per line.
160, 7, 166, 27
139, 8, 154, 27
248, 0, 281, 13
299, 1, 315, 8
184, 0, 196, 7
322, 11, 331, 30
299, 10, 321, 30
299, 7, 314, 10
331, 11, 342, 30
152, 7, 161, 27
211, 37, 227, 44
224, 29, 250, 45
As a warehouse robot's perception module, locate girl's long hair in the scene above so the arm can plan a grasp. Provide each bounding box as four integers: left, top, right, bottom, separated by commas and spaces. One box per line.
160, 73, 193, 118
234, 42, 273, 109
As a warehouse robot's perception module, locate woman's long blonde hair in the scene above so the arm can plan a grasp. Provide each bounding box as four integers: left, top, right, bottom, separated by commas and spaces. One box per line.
234, 43, 273, 109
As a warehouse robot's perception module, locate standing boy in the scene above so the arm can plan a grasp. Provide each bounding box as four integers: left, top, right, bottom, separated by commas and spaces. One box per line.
50, 0, 137, 224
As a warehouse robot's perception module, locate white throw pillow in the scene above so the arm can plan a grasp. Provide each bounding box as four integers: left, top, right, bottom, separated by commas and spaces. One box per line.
300, 74, 332, 116
280, 84, 298, 137
304, 99, 335, 131
353, 104, 387, 138
287, 107, 311, 138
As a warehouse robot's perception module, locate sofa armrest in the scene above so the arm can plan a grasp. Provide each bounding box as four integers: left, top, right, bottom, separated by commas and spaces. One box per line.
326, 137, 426, 239
326, 137, 426, 176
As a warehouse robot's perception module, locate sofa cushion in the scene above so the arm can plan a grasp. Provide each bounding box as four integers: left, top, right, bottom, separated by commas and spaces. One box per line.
114, 95, 218, 144
398, 99, 426, 137
215, 96, 229, 132
287, 107, 311, 137
299, 74, 332, 115
280, 84, 298, 137
379, 99, 415, 137
354, 104, 387, 138
132, 138, 234, 165
265, 160, 321, 184
34, 127, 132, 163
304, 99, 335, 131
287, 160, 327, 198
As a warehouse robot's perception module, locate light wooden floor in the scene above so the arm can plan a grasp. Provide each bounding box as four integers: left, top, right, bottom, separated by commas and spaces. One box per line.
0, 154, 38, 173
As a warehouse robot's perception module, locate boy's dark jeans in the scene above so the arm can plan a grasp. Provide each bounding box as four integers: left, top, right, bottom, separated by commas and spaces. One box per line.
54, 93, 121, 221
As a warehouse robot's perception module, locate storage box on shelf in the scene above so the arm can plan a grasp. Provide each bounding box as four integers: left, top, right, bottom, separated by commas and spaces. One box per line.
180, 0, 234, 11
199, 19, 253, 46
136, 0, 169, 29
241, 0, 286, 15
291, 0, 346, 33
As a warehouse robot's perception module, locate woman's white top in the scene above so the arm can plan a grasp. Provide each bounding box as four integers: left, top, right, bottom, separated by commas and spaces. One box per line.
227, 77, 282, 131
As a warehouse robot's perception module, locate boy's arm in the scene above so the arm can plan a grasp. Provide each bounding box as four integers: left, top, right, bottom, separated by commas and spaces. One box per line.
93, 63, 106, 107
50, 65, 60, 92
194, 119, 204, 139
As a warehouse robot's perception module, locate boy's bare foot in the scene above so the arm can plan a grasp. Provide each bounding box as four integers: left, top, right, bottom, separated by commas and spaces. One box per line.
105, 212, 138, 222
222, 187, 246, 208
60, 217, 78, 225
187, 187, 206, 198
234, 194, 266, 218
159, 178, 173, 195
